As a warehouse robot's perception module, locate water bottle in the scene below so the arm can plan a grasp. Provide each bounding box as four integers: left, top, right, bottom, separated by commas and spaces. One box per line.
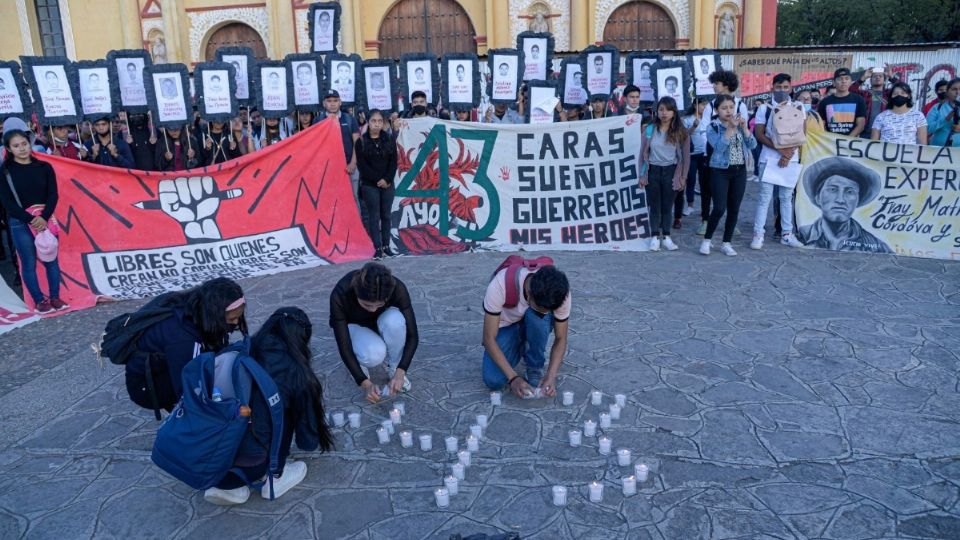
211, 387, 223, 402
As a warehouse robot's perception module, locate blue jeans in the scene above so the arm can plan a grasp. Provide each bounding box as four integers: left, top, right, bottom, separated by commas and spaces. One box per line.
482, 309, 553, 389
753, 163, 796, 236
9, 217, 60, 303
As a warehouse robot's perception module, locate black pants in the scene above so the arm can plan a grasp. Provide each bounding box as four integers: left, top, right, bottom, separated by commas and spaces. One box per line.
645, 164, 677, 237
674, 153, 705, 220
217, 420, 294, 490
360, 184, 395, 251
705, 165, 747, 243
699, 165, 713, 221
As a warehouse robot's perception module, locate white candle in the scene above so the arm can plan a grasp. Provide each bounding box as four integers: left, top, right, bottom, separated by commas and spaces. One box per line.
451, 462, 465, 480
589, 481, 603, 502
476, 414, 488, 429
562, 391, 574, 406
568, 429, 582, 447
615, 393, 626, 407
445, 436, 458, 453
389, 408, 402, 425
376, 427, 390, 444
332, 411, 345, 427
634, 463, 649, 482
395, 402, 405, 415
591, 391, 602, 405
617, 448, 632, 466
399, 430, 413, 448
458, 450, 472, 467
608, 404, 621, 420
470, 424, 483, 439
381, 419, 395, 435
552, 485, 567, 507
622, 475, 637, 496
598, 436, 612, 455
584, 420, 597, 437
490, 391, 502, 406
434, 487, 449, 508
599, 412, 611, 429
419, 434, 433, 451
467, 434, 479, 452
348, 412, 361, 428
444, 474, 459, 496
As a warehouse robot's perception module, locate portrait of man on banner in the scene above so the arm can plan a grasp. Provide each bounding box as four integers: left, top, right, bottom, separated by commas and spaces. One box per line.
201, 70, 233, 115
634, 59, 655, 102
0, 67, 26, 116
522, 38, 548, 81
491, 56, 519, 101
260, 66, 289, 112
314, 9, 335, 52
448, 60, 473, 103
364, 66, 392, 111
563, 66, 586, 105
656, 66, 686, 110
222, 54, 249, 100
32, 65, 77, 118
78, 67, 112, 117
586, 53, 611, 96
293, 60, 320, 106
690, 52, 718, 97
152, 72, 187, 123
116, 57, 147, 107
332, 60, 356, 103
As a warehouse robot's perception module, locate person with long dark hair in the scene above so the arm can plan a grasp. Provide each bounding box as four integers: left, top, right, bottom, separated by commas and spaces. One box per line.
330, 263, 419, 403
355, 110, 398, 259
125, 277, 247, 414
155, 125, 201, 171
870, 83, 928, 145
202, 121, 242, 165
204, 307, 335, 505
637, 96, 690, 251
0, 129, 65, 313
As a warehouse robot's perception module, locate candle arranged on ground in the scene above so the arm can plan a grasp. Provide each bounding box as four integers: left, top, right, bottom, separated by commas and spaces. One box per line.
395, 401, 405, 415
434, 487, 449, 508
591, 391, 602, 405
615, 393, 626, 407
622, 475, 637, 496
381, 419, 395, 435
568, 429, 582, 447
444, 475, 459, 496
467, 434, 480, 452
589, 481, 603, 502
419, 434, 433, 451
635, 463, 649, 482
490, 391, 502, 405
476, 414, 488, 429
617, 448, 632, 466
389, 408, 402, 425
445, 436, 458, 453
599, 412, 611, 428
332, 411, 345, 427
562, 391, 574, 406
399, 430, 413, 448
598, 436, 612, 455
584, 419, 597, 437
376, 427, 390, 444
608, 404, 621, 420
458, 450, 472, 467
552, 485, 568, 506
348, 412, 361, 428
451, 462, 465, 480
470, 424, 483, 438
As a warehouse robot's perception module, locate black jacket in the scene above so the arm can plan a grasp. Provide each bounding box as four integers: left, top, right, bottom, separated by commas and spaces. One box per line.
354, 131, 397, 187
204, 130, 242, 165
0, 159, 58, 222
155, 132, 202, 171
127, 117, 157, 171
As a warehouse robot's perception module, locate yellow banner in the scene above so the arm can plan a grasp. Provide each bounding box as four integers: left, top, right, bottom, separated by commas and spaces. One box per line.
797, 128, 960, 260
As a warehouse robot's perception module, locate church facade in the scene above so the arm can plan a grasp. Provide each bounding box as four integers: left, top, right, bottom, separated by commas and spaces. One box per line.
2, 0, 777, 64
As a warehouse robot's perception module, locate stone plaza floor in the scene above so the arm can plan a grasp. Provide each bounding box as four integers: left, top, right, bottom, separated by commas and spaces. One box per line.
0, 193, 959, 539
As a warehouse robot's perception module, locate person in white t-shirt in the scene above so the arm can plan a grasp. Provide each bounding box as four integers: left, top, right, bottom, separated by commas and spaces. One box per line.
482, 262, 570, 399
751, 73, 804, 250
871, 82, 928, 145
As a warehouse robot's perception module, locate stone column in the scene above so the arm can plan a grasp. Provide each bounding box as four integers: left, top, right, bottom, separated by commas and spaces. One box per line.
699, 0, 716, 48
160, 0, 182, 62
493, 0, 509, 48
743, 0, 763, 48
483, 0, 495, 54
570, 0, 589, 50
118, 0, 141, 49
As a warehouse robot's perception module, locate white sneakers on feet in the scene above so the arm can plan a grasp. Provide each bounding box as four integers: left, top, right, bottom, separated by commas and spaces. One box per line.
204, 485, 250, 506
682, 204, 693, 216
781, 233, 804, 247
699, 240, 711, 255
648, 237, 661, 251
720, 242, 738, 256
750, 233, 764, 250
262, 461, 308, 500
662, 237, 679, 251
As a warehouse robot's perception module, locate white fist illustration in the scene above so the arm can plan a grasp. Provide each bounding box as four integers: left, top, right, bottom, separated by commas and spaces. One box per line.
158, 176, 222, 240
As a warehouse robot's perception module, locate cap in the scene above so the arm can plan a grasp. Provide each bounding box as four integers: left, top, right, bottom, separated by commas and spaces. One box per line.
324, 88, 340, 99
833, 68, 852, 80
35, 230, 59, 263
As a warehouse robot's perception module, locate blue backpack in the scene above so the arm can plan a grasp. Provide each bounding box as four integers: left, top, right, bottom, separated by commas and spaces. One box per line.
151, 338, 285, 497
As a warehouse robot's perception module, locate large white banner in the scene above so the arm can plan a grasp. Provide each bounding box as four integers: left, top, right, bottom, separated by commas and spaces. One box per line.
391, 116, 650, 255
0, 278, 39, 335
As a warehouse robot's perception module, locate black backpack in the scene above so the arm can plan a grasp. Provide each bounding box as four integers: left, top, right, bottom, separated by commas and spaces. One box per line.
98, 293, 177, 366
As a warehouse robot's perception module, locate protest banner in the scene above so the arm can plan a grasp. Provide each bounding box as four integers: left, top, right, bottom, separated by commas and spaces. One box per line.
0, 279, 39, 335
30, 117, 371, 316
391, 116, 649, 255
733, 52, 852, 98
797, 128, 960, 260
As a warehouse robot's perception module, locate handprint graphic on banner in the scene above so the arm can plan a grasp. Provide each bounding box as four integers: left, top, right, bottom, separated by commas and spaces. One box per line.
132, 176, 242, 241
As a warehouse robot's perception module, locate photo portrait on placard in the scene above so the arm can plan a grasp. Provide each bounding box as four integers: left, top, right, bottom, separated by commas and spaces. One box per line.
325, 53, 361, 106
362, 59, 396, 113
651, 60, 689, 111
308, 2, 341, 54
527, 80, 558, 124
257, 61, 293, 118
687, 50, 721, 98
216, 47, 255, 104
144, 63, 190, 128
285, 53, 323, 110
559, 58, 587, 108
107, 49, 152, 112
517, 32, 554, 82
403, 59, 436, 104
75, 60, 115, 120
487, 49, 524, 105
0, 62, 30, 121
626, 53, 661, 104
195, 62, 238, 121
583, 45, 618, 99
441, 53, 479, 111
21, 57, 80, 125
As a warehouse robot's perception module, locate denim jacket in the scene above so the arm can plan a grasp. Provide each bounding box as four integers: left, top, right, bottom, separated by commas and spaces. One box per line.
706, 120, 757, 169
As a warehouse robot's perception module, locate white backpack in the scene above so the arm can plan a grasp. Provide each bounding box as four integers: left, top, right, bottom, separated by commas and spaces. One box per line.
769, 101, 807, 148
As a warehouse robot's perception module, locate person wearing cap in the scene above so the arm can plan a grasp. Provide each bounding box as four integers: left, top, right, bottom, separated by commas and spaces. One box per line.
85, 116, 135, 168
851, 65, 897, 137
796, 157, 891, 253
817, 68, 867, 137
315, 88, 361, 206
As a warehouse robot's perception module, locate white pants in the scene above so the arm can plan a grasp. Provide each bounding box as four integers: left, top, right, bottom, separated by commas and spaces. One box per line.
349, 307, 406, 371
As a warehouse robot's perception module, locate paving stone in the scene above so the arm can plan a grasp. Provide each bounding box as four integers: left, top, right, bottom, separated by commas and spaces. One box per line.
0, 477, 90, 516
700, 382, 779, 405
845, 474, 935, 514
660, 459, 778, 489
764, 401, 843, 433
656, 504, 710, 539
749, 364, 819, 402
759, 430, 848, 461
700, 410, 775, 465
354, 460, 440, 488
183, 512, 274, 539
898, 513, 960, 539
97, 487, 189, 539
495, 488, 561, 534
483, 411, 540, 445
312, 490, 391, 539
841, 458, 931, 487
632, 387, 699, 417
753, 483, 854, 514
709, 507, 793, 538
823, 502, 896, 540
19, 413, 103, 449
0, 509, 27, 540
843, 407, 960, 457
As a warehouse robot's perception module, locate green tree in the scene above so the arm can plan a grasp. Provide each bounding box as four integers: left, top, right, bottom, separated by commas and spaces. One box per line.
777, 0, 960, 45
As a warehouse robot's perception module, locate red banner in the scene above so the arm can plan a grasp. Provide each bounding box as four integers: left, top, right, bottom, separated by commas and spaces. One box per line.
34, 117, 371, 316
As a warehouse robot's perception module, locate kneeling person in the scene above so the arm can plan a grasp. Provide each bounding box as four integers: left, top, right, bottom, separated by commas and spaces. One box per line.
482, 260, 570, 398
330, 263, 419, 403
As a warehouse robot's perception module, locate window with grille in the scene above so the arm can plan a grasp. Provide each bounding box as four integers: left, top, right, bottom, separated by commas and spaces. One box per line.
34, 0, 67, 57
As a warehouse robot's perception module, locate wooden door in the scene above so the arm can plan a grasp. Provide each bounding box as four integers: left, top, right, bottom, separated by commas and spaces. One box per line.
378, 0, 477, 60
204, 23, 268, 61
603, 1, 677, 51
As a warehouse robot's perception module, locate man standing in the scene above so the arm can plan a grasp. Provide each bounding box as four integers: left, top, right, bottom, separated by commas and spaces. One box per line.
482, 260, 570, 398
47, 125, 87, 161
923, 80, 949, 116
126, 113, 156, 171
817, 68, 867, 137
851, 67, 894, 137
316, 89, 361, 206
85, 117, 134, 168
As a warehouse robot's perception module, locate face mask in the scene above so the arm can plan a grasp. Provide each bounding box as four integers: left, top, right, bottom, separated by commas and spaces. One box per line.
226, 323, 239, 333
802, 103, 812, 113
412, 105, 427, 116
890, 95, 910, 108
772, 91, 790, 103
937, 91, 947, 100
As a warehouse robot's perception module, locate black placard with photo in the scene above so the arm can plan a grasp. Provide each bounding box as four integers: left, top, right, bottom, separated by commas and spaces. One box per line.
399, 53, 440, 107
256, 60, 295, 119
20, 55, 82, 126
360, 59, 397, 114
625, 52, 662, 105
686, 50, 722, 99
308, 2, 342, 54
558, 57, 587, 109
215, 46, 255, 106
487, 49, 524, 105
324, 53, 362, 107
0, 61, 31, 122
107, 49, 153, 114
144, 63, 192, 129
650, 60, 691, 112
194, 61, 239, 123
516, 31, 555, 82
285, 53, 324, 112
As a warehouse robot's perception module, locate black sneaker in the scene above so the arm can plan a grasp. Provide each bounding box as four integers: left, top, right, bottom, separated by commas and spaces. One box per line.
383, 248, 400, 258
373, 249, 383, 260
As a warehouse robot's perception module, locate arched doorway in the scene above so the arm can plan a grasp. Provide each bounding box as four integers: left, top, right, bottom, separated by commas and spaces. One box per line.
204, 22, 268, 61
378, 0, 476, 60
603, 1, 677, 51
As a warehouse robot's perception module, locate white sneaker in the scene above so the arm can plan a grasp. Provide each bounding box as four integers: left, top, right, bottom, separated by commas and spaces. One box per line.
699, 240, 711, 255
781, 233, 803, 248
720, 242, 738, 256
649, 237, 661, 251
262, 461, 307, 500
662, 237, 679, 251
750, 233, 764, 250
204, 485, 250, 506
682, 204, 693, 216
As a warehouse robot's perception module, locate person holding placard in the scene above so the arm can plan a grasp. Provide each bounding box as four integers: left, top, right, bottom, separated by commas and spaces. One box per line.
619, 85, 642, 116
203, 121, 241, 165
46, 125, 87, 161
86, 117, 134, 169
155, 126, 200, 171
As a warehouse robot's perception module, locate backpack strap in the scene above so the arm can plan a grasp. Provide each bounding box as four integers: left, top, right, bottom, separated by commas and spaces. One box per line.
143, 353, 163, 421
235, 344, 284, 499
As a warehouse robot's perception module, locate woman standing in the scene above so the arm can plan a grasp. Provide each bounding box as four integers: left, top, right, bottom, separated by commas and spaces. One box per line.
0, 129, 66, 313
354, 110, 398, 259
701, 95, 757, 256
637, 96, 690, 251
926, 78, 960, 147
871, 83, 928, 145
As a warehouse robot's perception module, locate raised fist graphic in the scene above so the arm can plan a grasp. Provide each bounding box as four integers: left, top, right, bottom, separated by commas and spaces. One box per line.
134, 176, 243, 242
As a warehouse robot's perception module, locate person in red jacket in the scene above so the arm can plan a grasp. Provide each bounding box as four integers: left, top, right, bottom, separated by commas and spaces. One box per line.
46, 125, 87, 161
851, 67, 896, 137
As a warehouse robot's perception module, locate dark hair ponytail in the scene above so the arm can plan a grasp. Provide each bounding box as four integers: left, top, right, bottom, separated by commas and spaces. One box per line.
351, 263, 396, 303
